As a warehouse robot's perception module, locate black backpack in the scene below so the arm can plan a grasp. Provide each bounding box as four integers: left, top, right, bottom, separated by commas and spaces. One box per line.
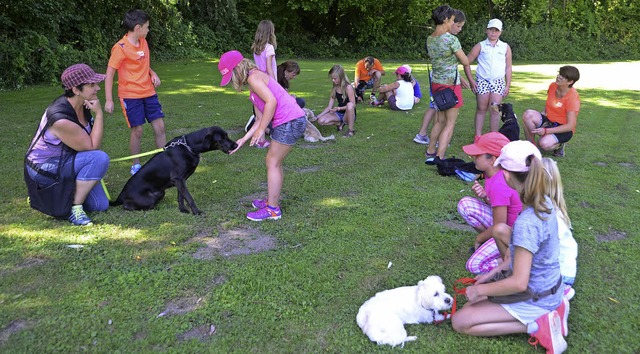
434, 157, 482, 177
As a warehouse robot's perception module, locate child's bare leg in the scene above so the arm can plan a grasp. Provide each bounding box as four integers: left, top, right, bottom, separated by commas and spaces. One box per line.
130, 125, 144, 165
493, 223, 512, 262
150, 118, 166, 148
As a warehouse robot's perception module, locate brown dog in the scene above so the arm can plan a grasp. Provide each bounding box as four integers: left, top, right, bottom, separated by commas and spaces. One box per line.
303, 108, 335, 142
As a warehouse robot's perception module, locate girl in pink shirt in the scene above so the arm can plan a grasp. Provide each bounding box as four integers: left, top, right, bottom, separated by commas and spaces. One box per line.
218, 51, 306, 222
457, 132, 522, 274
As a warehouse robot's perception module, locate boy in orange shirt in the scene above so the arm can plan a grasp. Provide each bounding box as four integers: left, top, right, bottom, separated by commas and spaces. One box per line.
105, 9, 166, 175
522, 66, 580, 157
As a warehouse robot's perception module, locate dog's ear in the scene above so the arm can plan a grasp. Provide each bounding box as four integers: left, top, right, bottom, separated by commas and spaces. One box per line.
417, 280, 436, 309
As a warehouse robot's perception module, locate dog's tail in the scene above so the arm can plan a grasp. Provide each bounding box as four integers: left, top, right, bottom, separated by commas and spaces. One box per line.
320, 134, 335, 141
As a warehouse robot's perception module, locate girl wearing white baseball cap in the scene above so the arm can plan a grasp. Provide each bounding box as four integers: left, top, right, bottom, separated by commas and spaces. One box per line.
452, 141, 569, 353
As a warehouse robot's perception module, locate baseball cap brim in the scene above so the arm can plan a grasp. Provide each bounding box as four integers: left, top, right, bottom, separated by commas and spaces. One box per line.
462, 143, 485, 156
220, 72, 233, 86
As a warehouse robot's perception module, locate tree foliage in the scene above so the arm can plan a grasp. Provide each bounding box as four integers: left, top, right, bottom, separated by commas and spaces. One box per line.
1, 0, 638, 88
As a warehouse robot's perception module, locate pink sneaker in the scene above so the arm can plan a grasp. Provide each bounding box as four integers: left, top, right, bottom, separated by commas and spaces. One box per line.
528, 311, 567, 354
247, 206, 281, 221
252, 198, 267, 209
255, 139, 270, 148
556, 297, 570, 336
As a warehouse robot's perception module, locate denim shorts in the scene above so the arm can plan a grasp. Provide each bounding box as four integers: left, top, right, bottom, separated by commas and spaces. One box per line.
121, 94, 165, 128
540, 115, 573, 143
271, 116, 307, 146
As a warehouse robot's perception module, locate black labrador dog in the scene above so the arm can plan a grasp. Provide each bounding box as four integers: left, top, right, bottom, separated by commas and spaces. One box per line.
111, 126, 237, 214
497, 103, 520, 141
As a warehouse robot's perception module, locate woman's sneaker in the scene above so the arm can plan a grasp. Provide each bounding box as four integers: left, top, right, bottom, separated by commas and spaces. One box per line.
528, 311, 567, 354
68, 205, 93, 226
413, 134, 430, 145
247, 206, 281, 221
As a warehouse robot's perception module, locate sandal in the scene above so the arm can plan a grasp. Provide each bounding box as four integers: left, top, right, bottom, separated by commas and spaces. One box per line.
337, 122, 345, 132
343, 129, 355, 138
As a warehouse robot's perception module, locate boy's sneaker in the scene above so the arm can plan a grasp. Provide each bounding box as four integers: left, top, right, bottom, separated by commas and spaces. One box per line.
413, 134, 430, 145
247, 206, 281, 221
528, 311, 567, 354
556, 297, 570, 336
252, 198, 267, 209
563, 284, 575, 301
369, 93, 376, 103
68, 205, 93, 226
255, 139, 270, 148
245, 114, 256, 132
130, 163, 142, 175
553, 143, 565, 157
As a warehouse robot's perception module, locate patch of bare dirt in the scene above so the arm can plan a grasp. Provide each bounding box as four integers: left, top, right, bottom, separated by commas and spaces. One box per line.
0, 319, 36, 345
596, 228, 627, 242
580, 201, 594, 208
176, 324, 216, 342
0, 257, 48, 278
294, 166, 321, 173
156, 296, 203, 318
440, 220, 475, 233
191, 227, 277, 259
593, 162, 608, 167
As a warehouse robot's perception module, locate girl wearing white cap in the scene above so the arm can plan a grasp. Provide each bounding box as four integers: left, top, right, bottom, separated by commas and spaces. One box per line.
452, 141, 569, 354
463, 18, 513, 140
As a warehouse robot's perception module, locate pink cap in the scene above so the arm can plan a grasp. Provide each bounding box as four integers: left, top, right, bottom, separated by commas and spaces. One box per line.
61, 64, 106, 90
218, 50, 244, 86
494, 140, 542, 172
395, 66, 408, 75
462, 132, 510, 157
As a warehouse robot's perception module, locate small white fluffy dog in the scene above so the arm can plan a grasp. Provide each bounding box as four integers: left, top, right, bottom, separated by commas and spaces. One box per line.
356, 275, 453, 347
302, 108, 334, 142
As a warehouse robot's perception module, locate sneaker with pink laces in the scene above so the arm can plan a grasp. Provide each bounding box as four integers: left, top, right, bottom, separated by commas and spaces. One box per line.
255, 139, 270, 148
252, 198, 267, 209
556, 297, 570, 336
528, 311, 567, 354
247, 206, 281, 221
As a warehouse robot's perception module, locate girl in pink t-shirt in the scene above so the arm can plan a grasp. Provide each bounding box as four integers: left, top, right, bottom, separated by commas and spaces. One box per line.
457, 132, 522, 274
218, 51, 306, 222
251, 20, 277, 80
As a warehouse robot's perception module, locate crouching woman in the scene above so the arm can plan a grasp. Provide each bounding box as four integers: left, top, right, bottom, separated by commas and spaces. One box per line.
25, 64, 110, 226
452, 141, 569, 353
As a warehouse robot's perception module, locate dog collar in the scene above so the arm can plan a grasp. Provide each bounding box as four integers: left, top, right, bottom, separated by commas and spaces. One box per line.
165, 136, 196, 155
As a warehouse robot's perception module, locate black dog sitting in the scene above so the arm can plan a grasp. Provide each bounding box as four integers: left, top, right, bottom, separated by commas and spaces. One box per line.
111, 126, 237, 214
497, 103, 520, 141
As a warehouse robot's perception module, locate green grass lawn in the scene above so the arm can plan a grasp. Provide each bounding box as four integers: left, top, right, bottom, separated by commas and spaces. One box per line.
1, 59, 639, 352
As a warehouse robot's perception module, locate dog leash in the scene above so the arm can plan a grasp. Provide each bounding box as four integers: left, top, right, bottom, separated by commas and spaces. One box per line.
100, 148, 165, 200
433, 277, 477, 325
450, 278, 477, 316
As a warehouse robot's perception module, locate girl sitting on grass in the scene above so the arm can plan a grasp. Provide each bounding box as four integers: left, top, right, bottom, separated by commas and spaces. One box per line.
372, 66, 415, 111
452, 141, 569, 354
316, 65, 357, 137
